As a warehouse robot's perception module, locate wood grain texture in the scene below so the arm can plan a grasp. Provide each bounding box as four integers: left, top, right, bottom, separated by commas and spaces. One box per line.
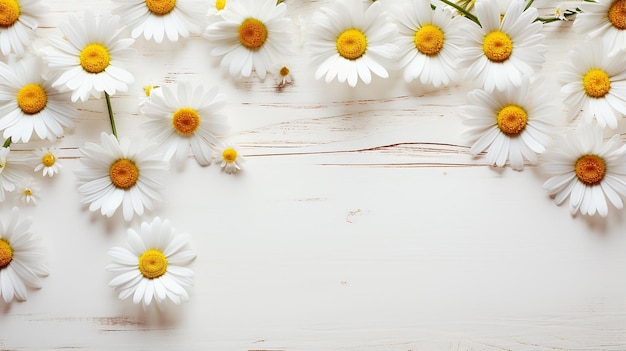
1, 0, 626, 350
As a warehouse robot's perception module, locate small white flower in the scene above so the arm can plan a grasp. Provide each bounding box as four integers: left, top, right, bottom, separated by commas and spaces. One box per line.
560, 41, 626, 129
17, 178, 38, 206
75, 133, 169, 222
307, 0, 399, 87
204, 0, 294, 79
214, 142, 244, 174
46, 12, 135, 102
141, 81, 228, 166
273, 62, 294, 88
542, 127, 626, 217
0, 207, 48, 303
112, 0, 205, 43
574, 0, 626, 56
107, 217, 196, 309
461, 0, 547, 92
33, 147, 61, 177
0, 0, 45, 56
0, 56, 77, 143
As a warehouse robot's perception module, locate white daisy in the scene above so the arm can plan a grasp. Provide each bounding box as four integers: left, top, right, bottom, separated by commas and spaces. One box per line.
307, 0, 398, 87
214, 142, 244, 174
391, 0, 470, 87
461, 0, 546, 92
112, 0, 205, 43
560, 41, 626, 129
0, 146, 27, 202
460, 76, 556, 170
33, 147, 61, 177
75, 133, 169, 222
0, 0, 44, 56
573, 0, 626, 56
207, 0, 227, 21
46, 11, 135, 102
273, 61, 293, 89
0, 207, 48, 303
542, 127, 626, 217
107, 217, 196, 309
204, 0, 294, 79
17, 177, 38, 206
0, 56, 77, 143
140, 81, 228, 166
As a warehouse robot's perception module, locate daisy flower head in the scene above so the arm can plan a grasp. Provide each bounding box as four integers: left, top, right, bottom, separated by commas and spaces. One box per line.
46, 11, 135, 102
574, 0, 626, 56
107, 217, 196, 309
460, 76, 556, 170
542, 127, 626, 217
141, 81, 228, 167
0, 56, 77, 143
204, 0, 294, 80
17, 177, 38, 206
273, 61, 294, 89
0, 146, 27, 202
33, 147, 61, 177
112, 0, 205, 43
392, 0, 470, 87
214, 142, 244, 174
0, 0, 45, 56
461, 0, 546, 92
0, 207, 48, 303
307, 0, 398, 87
560, 41, 626, 129
75, 133, 169, 222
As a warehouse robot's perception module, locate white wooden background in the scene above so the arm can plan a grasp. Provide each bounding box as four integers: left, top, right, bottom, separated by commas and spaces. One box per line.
1, 0, 626, 350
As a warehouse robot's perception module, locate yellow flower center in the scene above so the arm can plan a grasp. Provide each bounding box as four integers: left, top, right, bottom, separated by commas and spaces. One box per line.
172, 107, 200, 136
575, 154, 606, 185
414, 24, 444, 56
583, 68, 611, 98
109, 158, 139, 190
42, 152, 56, 167
144, 85, 153, 97
0, 239, 13, 268
0, 0, 20, 27
238, 18, 267, 50
80, 43, 111, 74
336, 28, 367, 60
483, 31, 513, 63
279, 66, 290, 77
138, 249, 168, 279
609, 0, 626, 29
222, 148, 237, 163
145, 0, 176, 15
17, 84, 47, 115
22, 188, 32, 197
215, 0, 225, 10
496, 105, 527, 136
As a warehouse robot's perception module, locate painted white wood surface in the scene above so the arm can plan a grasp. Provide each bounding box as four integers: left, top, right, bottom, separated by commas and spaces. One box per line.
2, 1, 626, 350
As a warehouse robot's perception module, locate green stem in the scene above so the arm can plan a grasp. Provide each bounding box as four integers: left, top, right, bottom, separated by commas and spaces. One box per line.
2, 137, 11, 148
524, 0, 535, 11
439, 0, 480, 26
105, 92, 118, 139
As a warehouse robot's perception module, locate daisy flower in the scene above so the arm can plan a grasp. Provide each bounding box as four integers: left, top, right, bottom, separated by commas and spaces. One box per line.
0, 146, 27, 202
273, 61, 293, 89
107, 217, 196, 309
392, 0, 470, 87
46, 12, 135, 102
111, 0, 205, 43
0, 0, 44, 56
0, 56, 77, 143
461, 0, 546, 92
140, 81, 228, 166
574, 0, 626, 56
542, 127, 626, 217
460, 76, 556, 170
204, 0, 294, 79
17, 178, 38, 206
33, 147, 61, 177
214, 142, 244, 174
307, 0, 398, 87
0, 207, 48, 303
560, 41, 626, 129
75, 133, 169, 222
